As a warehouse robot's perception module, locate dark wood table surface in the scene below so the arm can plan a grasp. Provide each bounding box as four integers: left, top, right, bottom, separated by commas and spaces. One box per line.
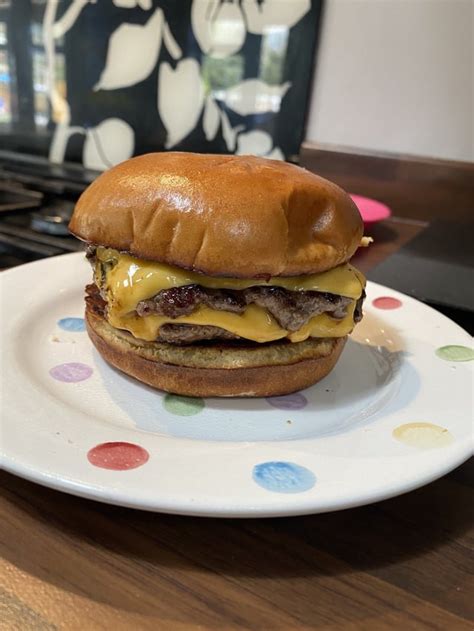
1, 216, 473, 630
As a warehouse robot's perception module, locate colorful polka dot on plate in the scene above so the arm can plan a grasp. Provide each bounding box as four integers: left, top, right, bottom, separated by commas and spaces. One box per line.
266, 393, 308, 410
87, 442, 149, 470
392, 423, 454, 449
57, 317, 86, 332
435, 345, 474, 362
252, 461, 316, 493
164, 394, 205, 416
372, 297, 402, 310
49, 362, 93, 382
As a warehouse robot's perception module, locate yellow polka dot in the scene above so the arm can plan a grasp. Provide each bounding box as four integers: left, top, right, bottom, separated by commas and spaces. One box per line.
393, 423, 454, 449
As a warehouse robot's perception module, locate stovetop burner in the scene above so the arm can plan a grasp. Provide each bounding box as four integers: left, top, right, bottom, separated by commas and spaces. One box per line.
0, 154, 94, 268
30, 200, 75, 236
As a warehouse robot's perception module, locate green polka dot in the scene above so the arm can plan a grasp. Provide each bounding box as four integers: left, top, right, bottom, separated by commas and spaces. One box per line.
163, 394, 205, 416
435, 345, 474, 362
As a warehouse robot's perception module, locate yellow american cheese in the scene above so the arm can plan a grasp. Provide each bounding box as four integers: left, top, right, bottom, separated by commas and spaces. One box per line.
97, 248, 365, 343
108, 305, 286, 343
288, 303, 357, 343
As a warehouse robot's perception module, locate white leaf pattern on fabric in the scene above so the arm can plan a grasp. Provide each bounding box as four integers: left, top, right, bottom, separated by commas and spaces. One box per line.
94, 9, 164, 91
112, 0, 136, 7
208, 2, 246, 58
266, 147, 285, 161
191, 0, 219, 55
236, 130, 285, 160
191, 0, 246, 58
53, 0, 90, 39
242, 0, 310, 34
83, 118, 135, 170
158, 59, 205, 149
113, 0, 152, 8
45, 0, 300, 165
219, 108, 244, 152
163, 20, 182, 60
203, 96, 220, 142
236, 130, 272, 155
45, 0, 75, 163
222, 79, 291, 115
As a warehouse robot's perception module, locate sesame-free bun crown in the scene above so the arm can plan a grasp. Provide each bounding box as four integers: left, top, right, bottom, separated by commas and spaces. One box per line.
69, 152, 363, 277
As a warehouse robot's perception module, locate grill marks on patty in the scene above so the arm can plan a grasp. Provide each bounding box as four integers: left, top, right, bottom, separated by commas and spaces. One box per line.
244, 287, 353, 330
137, 285, 246, 317
136, 284, 355, 332
86, 283, 107, 316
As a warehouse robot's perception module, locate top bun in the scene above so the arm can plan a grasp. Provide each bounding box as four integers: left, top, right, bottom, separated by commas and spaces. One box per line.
69, 152, 363, 277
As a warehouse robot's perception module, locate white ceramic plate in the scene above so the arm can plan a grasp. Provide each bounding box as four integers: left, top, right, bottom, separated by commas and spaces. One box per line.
1, 253, 472, 517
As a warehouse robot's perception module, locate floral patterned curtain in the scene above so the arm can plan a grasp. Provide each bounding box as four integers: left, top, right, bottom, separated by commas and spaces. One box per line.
1, 0, 322, 169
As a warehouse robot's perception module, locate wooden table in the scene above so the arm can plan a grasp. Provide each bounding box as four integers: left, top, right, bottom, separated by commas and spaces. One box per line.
1, 218, 473, 630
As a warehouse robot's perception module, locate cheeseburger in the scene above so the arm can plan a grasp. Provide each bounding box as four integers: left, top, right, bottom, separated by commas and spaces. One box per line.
69, 152, 366, 397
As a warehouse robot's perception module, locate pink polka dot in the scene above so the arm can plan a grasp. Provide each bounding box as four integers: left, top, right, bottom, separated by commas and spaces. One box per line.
50, 362, 93, 382
372, 297, 402, 310
87, 442, 149, 470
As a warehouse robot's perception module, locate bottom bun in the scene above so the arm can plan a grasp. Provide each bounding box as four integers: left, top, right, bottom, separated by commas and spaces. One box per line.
86, 310, 347, 397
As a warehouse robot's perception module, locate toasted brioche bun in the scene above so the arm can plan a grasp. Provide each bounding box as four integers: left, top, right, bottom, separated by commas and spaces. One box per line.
86, 309, 346, 398
70, 152, 363, 277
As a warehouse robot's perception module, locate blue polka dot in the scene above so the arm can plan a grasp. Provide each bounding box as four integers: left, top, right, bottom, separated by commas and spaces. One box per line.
58, 317, 86, 332
252, 461, 316, 494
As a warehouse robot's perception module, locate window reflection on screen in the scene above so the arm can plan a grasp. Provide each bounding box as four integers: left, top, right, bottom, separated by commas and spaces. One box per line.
0, 23, 10, 124
0, 20, 6, 45
55, 52, 66, 101
260, 27, 289, 87
200, 26, 290, 116
31, 21, 66, 128
33, 50, 48, 127
202, 54, 244, 98
31, 21, 42, 46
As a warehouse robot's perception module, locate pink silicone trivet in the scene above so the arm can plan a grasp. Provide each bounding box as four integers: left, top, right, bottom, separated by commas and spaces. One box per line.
350, 194, 391, 224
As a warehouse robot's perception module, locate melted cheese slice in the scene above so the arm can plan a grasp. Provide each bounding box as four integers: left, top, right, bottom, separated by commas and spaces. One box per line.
107, 303, 357, 344
97, 248, 365, 343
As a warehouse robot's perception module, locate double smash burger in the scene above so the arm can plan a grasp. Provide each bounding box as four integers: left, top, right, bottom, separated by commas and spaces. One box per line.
69, 152, 367, 397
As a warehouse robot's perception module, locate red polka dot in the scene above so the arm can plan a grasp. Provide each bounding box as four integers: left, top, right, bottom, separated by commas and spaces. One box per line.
372, 296, 403, 310
87, 442, 149, 470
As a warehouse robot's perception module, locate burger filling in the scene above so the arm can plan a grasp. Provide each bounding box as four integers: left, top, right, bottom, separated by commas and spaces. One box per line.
86, 246, 366, 345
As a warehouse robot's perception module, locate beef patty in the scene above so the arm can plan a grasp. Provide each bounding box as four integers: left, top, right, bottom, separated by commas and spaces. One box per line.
136, 285, 356, 331
86, 245, 364, 344
86, 282, 365, 345
86, 284, 239, 343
